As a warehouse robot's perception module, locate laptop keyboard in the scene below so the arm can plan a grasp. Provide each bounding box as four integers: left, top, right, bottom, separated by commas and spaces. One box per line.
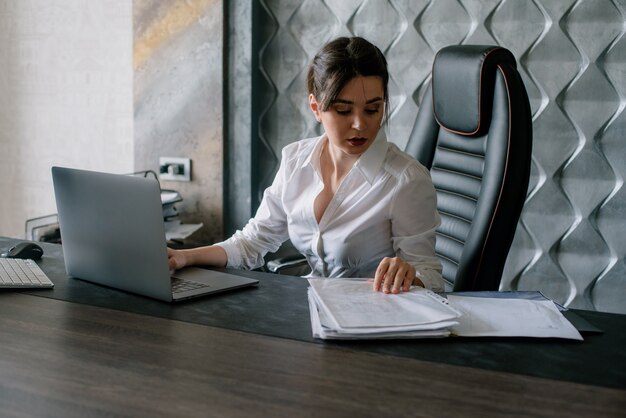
0, 258, 54, 288
171, 277, 211, 294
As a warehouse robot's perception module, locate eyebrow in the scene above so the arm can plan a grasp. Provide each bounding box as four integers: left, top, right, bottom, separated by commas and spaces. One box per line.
332, 97, 384, 105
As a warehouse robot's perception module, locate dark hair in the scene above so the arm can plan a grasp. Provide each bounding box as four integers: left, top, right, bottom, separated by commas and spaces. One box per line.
307, 37, 389, 119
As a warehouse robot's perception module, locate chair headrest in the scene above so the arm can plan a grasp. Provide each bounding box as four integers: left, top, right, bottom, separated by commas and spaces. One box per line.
432, 45, 517, 136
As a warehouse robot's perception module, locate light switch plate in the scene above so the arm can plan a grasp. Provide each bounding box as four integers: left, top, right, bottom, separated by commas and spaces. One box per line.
159, 157, 191, 182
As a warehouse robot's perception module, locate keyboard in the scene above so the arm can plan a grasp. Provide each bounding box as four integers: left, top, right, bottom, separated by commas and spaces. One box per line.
0, 258, 54, 288
171, 277, 211, 294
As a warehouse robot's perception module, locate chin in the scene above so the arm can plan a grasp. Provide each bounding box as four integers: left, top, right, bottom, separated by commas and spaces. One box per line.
345, 141, 373, 153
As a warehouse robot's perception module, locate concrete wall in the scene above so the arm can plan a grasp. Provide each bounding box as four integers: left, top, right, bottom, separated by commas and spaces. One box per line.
133, 0, 224, 243
0, 0, 133, 238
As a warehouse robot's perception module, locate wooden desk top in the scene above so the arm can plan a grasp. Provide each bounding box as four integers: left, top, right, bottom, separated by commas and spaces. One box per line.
9, 237, 625, 390
1, 293, 624, 417
1, 237, 625, 416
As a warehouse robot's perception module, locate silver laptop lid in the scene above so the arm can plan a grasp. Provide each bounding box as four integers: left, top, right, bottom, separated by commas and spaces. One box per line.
52, 166, 173, 301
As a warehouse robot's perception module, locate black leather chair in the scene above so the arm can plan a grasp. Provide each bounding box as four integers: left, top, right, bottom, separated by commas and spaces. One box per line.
406, 45, 532, 291
268, 45, 533, 292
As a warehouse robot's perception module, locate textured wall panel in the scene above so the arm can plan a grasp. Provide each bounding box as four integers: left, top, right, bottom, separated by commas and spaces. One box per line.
253, 0, 626, 313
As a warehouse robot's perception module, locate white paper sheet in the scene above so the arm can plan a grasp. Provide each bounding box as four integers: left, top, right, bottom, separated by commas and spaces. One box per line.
447, 295, 583, 340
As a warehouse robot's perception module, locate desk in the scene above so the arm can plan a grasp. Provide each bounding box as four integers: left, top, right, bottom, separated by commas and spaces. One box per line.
1, 238, 625, 417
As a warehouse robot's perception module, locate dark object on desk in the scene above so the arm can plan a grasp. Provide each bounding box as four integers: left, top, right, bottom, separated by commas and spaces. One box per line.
562, 310, 604, 334
267, 45, 533, 292
1, 242, 44, 260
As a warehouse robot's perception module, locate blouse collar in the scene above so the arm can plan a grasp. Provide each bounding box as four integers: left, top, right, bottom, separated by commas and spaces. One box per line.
355, 129, 387, 185
306, 129, 388, 185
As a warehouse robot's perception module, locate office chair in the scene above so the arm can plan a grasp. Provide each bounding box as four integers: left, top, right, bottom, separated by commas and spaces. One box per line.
405, 45, 532, 291
267, 45, 533, 292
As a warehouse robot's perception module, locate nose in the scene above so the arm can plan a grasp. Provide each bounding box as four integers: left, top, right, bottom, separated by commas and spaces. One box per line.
352, 111, 366, 132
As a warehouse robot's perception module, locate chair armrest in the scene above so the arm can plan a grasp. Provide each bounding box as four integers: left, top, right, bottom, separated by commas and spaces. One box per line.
266, 254, 310, 276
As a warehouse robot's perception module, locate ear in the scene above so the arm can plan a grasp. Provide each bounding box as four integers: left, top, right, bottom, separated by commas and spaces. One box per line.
309, 94, 321, 122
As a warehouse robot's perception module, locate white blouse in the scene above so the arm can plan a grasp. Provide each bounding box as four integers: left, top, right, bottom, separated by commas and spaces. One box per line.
217, 131, 444, 292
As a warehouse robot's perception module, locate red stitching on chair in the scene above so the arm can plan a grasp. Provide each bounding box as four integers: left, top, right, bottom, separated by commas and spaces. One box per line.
469, 64, 513, 290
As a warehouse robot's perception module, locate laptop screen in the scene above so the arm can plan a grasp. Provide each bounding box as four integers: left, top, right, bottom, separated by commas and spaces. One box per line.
52, 166, 173, 301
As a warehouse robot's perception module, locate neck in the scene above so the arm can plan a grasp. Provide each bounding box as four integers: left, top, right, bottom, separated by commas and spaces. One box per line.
323, 140, 360, 182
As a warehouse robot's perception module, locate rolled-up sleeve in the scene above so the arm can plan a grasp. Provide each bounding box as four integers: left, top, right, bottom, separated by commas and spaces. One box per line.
217, 152, 291, 271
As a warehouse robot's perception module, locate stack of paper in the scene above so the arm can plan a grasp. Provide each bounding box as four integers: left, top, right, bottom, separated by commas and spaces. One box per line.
307, 278, 461, 340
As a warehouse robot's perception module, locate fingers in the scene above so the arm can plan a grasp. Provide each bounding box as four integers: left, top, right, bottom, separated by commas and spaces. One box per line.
373, 260, 386, 292
168, 257, 177, 272
373, 257, 416, 294
167, 248, 184, 271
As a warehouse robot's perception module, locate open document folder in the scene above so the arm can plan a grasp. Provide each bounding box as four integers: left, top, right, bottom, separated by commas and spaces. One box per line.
447, 295, 583, 340
307, 278, 461, 339
307, 279, 583, 341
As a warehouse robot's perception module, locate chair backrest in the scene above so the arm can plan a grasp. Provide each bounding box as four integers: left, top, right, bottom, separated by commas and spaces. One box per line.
405, 45, 532, 292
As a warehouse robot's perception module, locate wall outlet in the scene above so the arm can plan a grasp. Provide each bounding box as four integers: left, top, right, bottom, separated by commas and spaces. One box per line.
159, 157, 191, 182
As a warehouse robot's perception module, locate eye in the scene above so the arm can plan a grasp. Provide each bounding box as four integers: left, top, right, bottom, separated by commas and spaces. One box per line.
365, 107, 380, 115
334, 107, 351, 115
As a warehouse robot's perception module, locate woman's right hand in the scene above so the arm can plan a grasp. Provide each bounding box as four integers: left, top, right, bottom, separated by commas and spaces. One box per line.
167, 245, 228, 273
167, 248, 188, 272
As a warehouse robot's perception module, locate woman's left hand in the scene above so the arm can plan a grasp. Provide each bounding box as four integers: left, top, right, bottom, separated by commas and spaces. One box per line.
373, 256, 423, 294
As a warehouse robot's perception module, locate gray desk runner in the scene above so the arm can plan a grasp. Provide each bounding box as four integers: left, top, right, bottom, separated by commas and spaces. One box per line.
5, 239, 625, 390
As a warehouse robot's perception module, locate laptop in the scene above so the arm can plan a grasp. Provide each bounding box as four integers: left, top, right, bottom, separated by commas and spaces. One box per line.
51, 166, 258, 302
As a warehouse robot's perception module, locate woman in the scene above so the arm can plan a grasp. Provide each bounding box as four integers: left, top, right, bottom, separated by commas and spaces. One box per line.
168, 37, 444, 293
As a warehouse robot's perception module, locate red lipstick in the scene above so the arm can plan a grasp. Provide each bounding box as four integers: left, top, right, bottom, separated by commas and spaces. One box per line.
347, 137, 367, 146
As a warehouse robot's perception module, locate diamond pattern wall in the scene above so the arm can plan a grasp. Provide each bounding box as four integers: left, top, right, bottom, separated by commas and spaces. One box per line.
253, 0, 626, 313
